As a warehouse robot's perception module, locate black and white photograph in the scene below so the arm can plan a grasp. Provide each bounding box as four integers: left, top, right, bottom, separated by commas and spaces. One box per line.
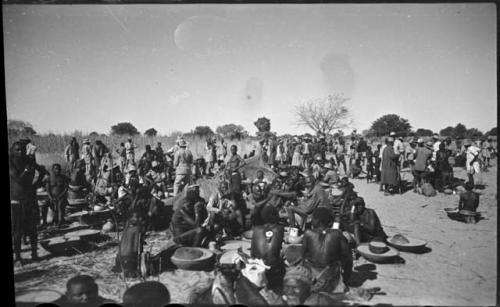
5, 2, 497, 306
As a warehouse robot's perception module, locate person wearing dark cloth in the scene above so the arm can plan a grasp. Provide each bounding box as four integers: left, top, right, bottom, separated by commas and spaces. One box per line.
348, 158, 363, 179
301, 207, 352, 293
9, 141, 46, 263
64, 137, 80, 171
55, 274, 113, 305
251, 206, 285, 291
122, 281, 170, 307
286, 175, 328, 231
226, 145, 247, 230
458, 181, 480, 223
373, 144, 382, 182
345, 197, 387, 245
171, 185, 209, 246
249, 184, 273, 226
380, 137, 400, 195
435, 142, 453, 192
114, 210, 146, 278
155, 142, 165, 164
46, 163, 69, 227
92, 140, 108, 173
413, 139, 433, 193
356, 137, 368, 167
117, 142, 127, 173
365, 146, 375, 182
68, 159, 89, 199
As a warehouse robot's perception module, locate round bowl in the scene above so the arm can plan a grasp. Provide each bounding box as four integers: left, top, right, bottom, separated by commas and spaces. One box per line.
171, 247, 214, 271
16, 289, 63, 303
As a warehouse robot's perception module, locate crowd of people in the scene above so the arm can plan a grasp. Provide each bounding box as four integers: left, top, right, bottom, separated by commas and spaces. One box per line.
9, 130, 496, 305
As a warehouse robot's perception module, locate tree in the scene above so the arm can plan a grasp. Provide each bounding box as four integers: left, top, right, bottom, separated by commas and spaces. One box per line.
486, 127, 497, 136
453, 123, 467, 139
295, 94, 352, 135
367, 114, 412, 137
110, 122, 139, 136
415, 128, 434, 137
8, 119, 37, 136
216, 124, 248, 140
144, 128, 158, 137
193, 126, 214, 138
254, 117, 271, 137
440, 126, 455, 137
465, 128, 483, 139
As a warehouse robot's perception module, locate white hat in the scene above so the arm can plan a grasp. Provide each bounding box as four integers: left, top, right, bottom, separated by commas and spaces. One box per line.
417, 138, 424, 143
389, 132, 396, 136
127, 165, 137, 172
151, 161, 159, 168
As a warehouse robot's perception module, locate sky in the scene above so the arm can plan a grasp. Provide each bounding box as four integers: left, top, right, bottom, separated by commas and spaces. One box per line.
3, 3, 497, 136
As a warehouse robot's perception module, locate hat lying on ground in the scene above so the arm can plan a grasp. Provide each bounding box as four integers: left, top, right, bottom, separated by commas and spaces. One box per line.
357, 241, 399, 263
387, 234, 427, 253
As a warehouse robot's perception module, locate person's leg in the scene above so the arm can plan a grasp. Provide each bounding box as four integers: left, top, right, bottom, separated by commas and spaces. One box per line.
173, 175, 184, 196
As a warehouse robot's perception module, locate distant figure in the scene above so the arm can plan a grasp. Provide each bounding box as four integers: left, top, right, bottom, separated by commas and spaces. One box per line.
155, 142, 165, 164
122, 281, 170, 307
81, 139, 94, 182
117, 142, 127, 173
64, 137, 80, 171
412, 139, 432, 193
464, 139, 482, 186
380, 137, 399, 195
125, 138, 137, 167
173, 139, 193, 196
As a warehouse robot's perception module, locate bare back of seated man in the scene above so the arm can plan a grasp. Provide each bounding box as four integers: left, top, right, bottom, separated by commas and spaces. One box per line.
251, 205, 285, 292
302, 207, 353, 293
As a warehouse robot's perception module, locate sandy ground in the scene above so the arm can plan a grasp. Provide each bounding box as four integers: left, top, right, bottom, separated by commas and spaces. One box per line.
13, 160, 497, 305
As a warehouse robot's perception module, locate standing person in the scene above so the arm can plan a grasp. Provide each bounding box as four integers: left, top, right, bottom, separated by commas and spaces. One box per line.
276, 140, 285, 165
464, 139, 482, 186
412, 139, 433, 193
302, 138, 311, 169
173, 139, 193, 196
47, 163, 70, 227
291, 141, 303, 168
380, 137, 399, 195
435, 142, 453, 192
356, 137, 368, 167
64, 137, 80, 171
373, 144, 382, 183
155, 142, 165, 164
81, 139, 94, 183
92, 140, 107, 173
378, 139, 388, 191
431, 134, 442, 162
226, 144, 247, 230
116, 143, 127, 173
335, 139, 347, 176
481, 138, 492, 168
125, 138, 137, 168
205, 140, 215, 174
9, 141, 46, 263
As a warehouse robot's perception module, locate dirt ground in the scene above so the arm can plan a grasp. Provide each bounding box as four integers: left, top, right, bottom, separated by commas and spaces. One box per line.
13, 160, 497, 306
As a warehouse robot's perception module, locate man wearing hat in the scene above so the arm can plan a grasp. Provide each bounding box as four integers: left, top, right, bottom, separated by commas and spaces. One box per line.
380, 137, 400, 195
431, 134, 441, 162
173, 139, 193, 196
412, 139, 433, 193
286, 175, 328, 231
464, 139, 482, 186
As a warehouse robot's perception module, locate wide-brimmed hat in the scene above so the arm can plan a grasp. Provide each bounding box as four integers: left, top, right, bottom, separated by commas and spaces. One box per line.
83, 139, 90, 144
387, 234, 427, 253
323, 162, 334, 170
425, 141, 434, 148
171, 247, 214, 271
279, 171, 289, 178
357, 241, 399, 263
319, 181, 330, 188
417, 138, 424, 144
432, 134, 439, 139
386, 137, 394, 142
389, 132, 396, 136
127, 165, 137, 173
178, 139, 188, 147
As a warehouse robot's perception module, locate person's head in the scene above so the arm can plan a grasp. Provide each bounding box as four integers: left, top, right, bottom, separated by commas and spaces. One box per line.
186, 184, 200, 202
120, 142, 125, 147
128, 138, 132, 142
464, 181, 474, 191
230, 145, 238, 155
52, 163, 62, 175
71, 137, 77, 143
352, 197, 366, 216
95, 140, 101, 145
283, 266, 313, 305
157, 142, 162, 147
122, 281, 170, 307
261, 205, 279, 225
311, 207, 333, 229
256, 170, 264, 180
10, 141, 25, 158
387, 137, 394, 146
439, 142, 445, 151
65, 275, 99, 304
128, 210, 145, 227
145, 145, 151, 151
377, 144, 382, 149
218, 181, 229, 196
304, 175, 316, 189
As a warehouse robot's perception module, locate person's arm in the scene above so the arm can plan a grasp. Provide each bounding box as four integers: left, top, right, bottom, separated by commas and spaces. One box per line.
338, 232, 353, 283
173, 152, 180, 168
458, 194, 464, 211
54, 178, 69, 200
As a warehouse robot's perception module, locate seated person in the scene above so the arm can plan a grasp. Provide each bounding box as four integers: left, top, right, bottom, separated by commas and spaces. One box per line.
348, 158, 363, 179
68, 159, 89, 199
282, 265, 340, 306
122, 281, 170, 307
114, 210, 146, 278
206, 181, 243, 237
56, 275, 113, 305
344, 197, 387, 246
249, 184, 272, 226
251, 206, 285, 291
322, 160, 340, 185
301, 208, 352, 293
286, 175, 328, 231
458, 181, 480, 223
267, 177, 298, 211
253, 170, 271, 188
171, 184, 209, 247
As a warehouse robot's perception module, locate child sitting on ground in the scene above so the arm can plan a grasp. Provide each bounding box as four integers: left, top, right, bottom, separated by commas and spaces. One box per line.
458, 181, 480, 224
